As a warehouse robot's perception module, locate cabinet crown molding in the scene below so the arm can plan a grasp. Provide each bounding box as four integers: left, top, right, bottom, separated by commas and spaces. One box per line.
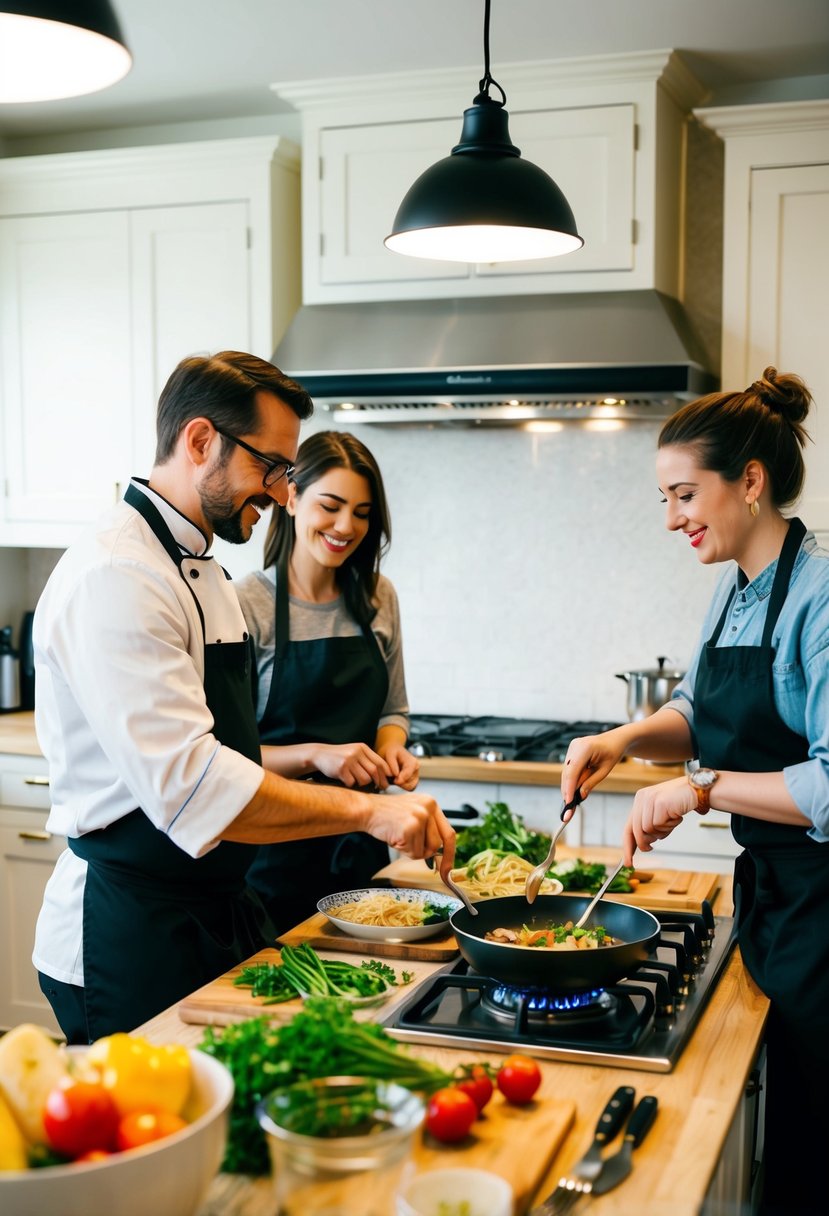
273, 49, 704, 114
695, 99, 829, 139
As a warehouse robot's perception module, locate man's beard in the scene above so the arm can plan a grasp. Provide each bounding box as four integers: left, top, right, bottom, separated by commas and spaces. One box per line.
199, 467, 260, 545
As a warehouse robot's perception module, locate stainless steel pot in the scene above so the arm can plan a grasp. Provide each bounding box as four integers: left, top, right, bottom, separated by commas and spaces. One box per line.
616, 656, 684, 721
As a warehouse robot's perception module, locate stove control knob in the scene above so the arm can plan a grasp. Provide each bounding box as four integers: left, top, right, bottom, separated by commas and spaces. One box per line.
478, 748, 505, 763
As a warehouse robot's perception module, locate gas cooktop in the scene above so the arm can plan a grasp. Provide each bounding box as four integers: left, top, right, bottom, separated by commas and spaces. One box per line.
383, 905, 736, 1072
407, 714, 622, 763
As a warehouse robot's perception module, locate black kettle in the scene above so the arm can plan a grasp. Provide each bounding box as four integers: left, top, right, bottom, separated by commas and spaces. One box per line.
0, 624, 21, 712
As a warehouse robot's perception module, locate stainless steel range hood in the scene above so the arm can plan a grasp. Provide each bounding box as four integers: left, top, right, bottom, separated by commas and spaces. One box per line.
271, 291, 717, 426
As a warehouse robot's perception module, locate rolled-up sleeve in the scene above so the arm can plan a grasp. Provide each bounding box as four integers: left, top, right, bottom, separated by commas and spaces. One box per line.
784, 642, 829, 843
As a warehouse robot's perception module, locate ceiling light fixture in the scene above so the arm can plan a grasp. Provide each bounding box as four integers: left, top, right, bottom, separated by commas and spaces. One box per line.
0, 1, 132, 103
385, 0, 583, 264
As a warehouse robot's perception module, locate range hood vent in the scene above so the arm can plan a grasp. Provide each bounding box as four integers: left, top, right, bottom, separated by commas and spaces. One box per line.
272, 291, 717, 427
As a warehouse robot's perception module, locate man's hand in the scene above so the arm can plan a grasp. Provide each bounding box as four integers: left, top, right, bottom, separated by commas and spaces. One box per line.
365, 790, 456, 878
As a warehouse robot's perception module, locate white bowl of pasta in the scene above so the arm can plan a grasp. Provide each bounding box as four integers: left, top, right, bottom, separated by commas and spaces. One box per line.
317, 888, 461, 942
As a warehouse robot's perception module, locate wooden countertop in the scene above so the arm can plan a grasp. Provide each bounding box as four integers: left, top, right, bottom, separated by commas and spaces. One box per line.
0, 711, 42, 757
137, 882, 766, 1216
419, 754, 684, 789
0, 711, 681, 789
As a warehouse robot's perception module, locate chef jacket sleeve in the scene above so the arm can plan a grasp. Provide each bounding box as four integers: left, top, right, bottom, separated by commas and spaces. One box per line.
44, 557, 263, 857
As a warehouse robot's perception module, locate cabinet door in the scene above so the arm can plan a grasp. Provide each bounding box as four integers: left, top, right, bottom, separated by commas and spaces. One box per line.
129, 201, 253, 473
319, 119, 472, 287
0, 810, 64, 1033
0, 211, 132, 530
476, 105, 635, 279
316, 105, 633, 292
745, 163, 829, 531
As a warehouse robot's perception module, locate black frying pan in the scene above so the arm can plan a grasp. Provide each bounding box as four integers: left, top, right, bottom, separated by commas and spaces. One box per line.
450, 894, 660, 991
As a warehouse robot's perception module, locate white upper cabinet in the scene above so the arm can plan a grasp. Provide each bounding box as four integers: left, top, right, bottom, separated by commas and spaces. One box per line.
0, 137, 300, 548
273, 51, 705, 304
696, 101, 829, 533
0, 211, 133, 533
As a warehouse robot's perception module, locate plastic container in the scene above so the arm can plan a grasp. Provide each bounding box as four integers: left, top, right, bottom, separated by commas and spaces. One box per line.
258, 1076, 424, 1216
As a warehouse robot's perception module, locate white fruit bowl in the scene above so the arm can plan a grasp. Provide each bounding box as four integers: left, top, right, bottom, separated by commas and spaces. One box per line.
0, 1048, 233, 1216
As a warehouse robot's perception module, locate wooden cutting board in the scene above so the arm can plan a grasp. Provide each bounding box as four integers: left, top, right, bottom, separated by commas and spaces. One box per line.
178, 946, 451, 1026
277, 910, 462, 960
375, 855, 721, 912
413, 1090, 575, 1215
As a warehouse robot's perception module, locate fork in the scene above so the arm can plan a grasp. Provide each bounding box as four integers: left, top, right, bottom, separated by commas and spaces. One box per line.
525, 789, 583, 904
529, 1174, 594, 1216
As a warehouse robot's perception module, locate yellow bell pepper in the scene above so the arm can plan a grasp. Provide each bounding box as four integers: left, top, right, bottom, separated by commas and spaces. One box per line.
86, 1034, 191, 1117
0, 1089, 28, 1171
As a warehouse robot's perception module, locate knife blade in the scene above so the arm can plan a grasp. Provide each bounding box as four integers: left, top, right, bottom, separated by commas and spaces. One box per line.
590, 1095, 659, 1195
568, 1085, 636, 1181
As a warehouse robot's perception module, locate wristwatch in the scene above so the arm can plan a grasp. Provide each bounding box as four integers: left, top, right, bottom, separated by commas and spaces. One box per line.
687, 767, 719, 815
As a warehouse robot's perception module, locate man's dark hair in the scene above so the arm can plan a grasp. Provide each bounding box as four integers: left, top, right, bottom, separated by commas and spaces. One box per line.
154, 350, 313, 463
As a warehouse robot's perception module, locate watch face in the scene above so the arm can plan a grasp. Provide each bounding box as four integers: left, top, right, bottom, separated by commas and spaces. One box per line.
691, 768, 718, 790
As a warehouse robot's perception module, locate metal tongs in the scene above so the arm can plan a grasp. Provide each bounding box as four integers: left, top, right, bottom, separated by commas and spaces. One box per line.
525, 788, 584, 904
425, 852, 478, 916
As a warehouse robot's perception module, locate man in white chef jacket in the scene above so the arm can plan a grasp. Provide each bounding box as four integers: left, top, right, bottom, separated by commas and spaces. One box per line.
32, 350, 455, 1043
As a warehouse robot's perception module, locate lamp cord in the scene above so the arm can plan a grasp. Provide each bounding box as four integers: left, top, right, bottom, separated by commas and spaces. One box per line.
476, 0, 506, 106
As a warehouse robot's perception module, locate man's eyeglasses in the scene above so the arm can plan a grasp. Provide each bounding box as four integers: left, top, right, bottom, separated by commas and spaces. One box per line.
213, 425, 294, 489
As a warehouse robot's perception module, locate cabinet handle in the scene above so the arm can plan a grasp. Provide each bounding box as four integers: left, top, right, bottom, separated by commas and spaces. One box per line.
18, 829, 52, 841
24, 776, 50, 787
699, 821, 729, 829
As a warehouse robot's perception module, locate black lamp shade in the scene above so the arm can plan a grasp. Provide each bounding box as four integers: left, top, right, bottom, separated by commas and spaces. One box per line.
0, 1, 132, 102
385, 101, 584, 264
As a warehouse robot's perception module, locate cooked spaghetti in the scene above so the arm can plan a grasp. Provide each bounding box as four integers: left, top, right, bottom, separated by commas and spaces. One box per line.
449, 849, 563, 900
485, 921, 619, 949
327, 892, 439, 927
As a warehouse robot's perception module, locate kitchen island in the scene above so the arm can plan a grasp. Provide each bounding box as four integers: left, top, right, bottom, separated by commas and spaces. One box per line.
137, 880, 768, 1216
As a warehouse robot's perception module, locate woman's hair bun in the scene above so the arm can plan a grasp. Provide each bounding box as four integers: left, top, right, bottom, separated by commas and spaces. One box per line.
749, 366, 812, 425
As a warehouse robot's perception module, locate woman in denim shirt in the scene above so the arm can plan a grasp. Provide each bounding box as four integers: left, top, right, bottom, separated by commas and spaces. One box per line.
563, 368, 828, 1216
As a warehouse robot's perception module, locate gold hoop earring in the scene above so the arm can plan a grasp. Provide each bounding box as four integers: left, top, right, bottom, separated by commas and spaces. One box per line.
750, 499, 760, 518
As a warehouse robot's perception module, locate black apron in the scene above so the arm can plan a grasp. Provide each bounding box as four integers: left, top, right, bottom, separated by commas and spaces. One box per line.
694, 517, 829, 1214
245, 550, 390, 932
68, 483, 273, 1038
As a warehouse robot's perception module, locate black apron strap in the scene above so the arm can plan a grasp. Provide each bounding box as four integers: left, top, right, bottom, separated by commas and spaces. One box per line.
761, 517, 806, 647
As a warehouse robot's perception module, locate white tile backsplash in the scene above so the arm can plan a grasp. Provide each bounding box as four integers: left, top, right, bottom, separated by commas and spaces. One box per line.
328, 420, 720, 721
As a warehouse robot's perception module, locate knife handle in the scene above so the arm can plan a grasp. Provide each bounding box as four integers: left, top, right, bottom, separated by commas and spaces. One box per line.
625, 1095, 659, 1146
594, 1085, 636, 1145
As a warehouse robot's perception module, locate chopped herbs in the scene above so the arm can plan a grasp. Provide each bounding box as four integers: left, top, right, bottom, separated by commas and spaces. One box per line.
200, 999, 457, 1174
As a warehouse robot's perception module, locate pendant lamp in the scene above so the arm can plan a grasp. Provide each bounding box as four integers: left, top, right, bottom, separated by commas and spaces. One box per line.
385, 0, 583, 264
0, 1, 132, 103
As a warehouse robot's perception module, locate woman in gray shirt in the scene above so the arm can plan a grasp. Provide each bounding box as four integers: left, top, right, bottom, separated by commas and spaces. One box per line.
235, 431, 418, 930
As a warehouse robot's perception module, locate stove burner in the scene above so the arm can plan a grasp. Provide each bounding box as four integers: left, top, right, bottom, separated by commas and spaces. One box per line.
483, 984, 614, 1024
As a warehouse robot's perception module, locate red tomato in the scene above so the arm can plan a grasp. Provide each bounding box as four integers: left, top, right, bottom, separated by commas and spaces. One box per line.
455, 1066, 494, 1113
496, 1054, 542, 1105
43, 1079, 120, 1159
425, 1087, 478, 1143
116, 1108, 187, 1151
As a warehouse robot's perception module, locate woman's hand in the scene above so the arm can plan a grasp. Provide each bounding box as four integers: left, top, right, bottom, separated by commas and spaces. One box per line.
309, 742, 392, 789
377, 741, 420, 790
561, 727, 630, 807
621, 776, 697, 865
